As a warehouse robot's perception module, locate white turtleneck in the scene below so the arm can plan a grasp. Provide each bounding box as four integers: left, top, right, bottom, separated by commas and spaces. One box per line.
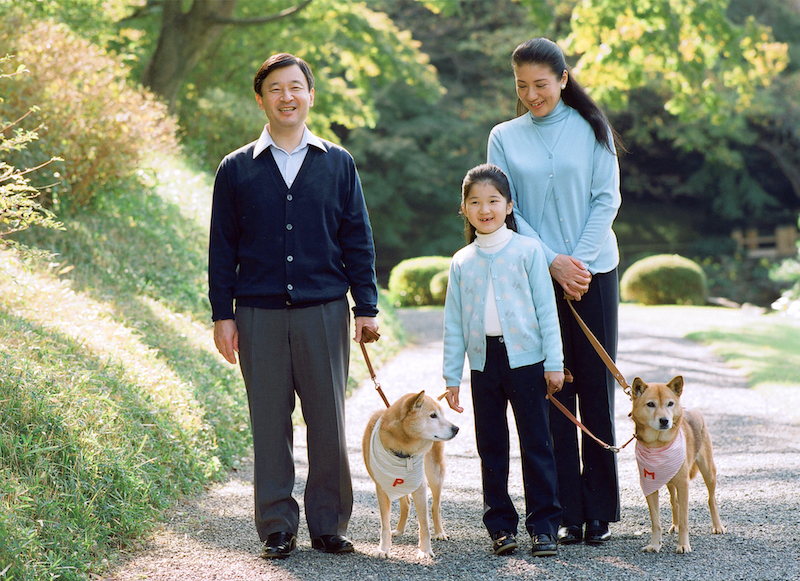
475, 224, 513, 336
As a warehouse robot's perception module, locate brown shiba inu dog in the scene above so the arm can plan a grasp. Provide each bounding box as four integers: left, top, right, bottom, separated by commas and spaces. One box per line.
630, 376, 725, 554
362, 390, 459, 558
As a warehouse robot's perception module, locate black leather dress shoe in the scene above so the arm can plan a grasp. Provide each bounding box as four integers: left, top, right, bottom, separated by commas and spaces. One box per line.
311, 534, 354, 554
584, 520, 611, 544
531, 533, 558, 557
261, 532, 296, 559
490, 529, 518, 555
557, 524, 583, 545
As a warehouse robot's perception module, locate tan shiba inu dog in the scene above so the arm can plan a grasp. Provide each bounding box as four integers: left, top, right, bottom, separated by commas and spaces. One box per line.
630, 376, 725, 554
362, 391, 459, 559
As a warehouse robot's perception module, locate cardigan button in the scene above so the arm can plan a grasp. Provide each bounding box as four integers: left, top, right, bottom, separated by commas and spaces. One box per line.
286, 224, 293, 230
287, 284, 293, 291
287, 194, 293, 201
287, 255, 293, 262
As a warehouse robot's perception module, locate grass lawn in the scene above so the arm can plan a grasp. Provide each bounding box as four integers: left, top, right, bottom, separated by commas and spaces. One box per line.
620, 303, 800, 393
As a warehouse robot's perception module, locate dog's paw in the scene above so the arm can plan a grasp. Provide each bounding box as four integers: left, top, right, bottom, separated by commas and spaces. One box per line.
712, 525, 725, 534
675, 543, 692, 554
372, 547, 390, 559
642, 543, 661, 553
667, 524, 679, 534
391, 528, 404, 537
432, 531, 448, 541
416, 548, 435, 559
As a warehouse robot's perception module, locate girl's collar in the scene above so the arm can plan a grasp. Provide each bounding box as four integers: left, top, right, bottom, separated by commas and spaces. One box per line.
475, 223, 513, 250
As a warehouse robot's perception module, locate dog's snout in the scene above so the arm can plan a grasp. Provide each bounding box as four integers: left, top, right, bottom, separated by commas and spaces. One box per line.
659, 417, 670, 429
451, 425, 459, 436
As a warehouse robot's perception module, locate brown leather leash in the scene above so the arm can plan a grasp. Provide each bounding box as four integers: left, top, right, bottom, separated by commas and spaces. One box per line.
546, 296, 635, 454
359, 327, 390, 408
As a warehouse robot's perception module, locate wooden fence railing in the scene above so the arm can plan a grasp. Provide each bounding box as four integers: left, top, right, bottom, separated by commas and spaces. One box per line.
731, 225, 799, 259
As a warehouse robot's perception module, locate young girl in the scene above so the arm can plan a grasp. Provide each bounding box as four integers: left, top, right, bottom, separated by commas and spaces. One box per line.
442, 163, 564, 557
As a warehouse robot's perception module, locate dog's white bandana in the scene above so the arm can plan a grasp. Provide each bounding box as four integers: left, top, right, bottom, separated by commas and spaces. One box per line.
635, 428, 686, 497
368, 418, 426, 501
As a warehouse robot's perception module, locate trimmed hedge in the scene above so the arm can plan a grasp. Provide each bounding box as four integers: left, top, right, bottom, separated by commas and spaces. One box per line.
388, 256, 451, 306
621, 254, 707, 305
429, 269, 450, 305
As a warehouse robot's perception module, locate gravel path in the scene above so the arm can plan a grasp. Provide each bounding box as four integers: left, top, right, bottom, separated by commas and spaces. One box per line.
109, 307, 800, 580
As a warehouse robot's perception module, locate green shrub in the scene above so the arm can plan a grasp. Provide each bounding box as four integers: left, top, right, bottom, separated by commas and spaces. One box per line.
0, 56, 63, 259
429, 269, 450, 305
0, 15, 178, 210
388, 256, 451, 307
621, 254, 707, 305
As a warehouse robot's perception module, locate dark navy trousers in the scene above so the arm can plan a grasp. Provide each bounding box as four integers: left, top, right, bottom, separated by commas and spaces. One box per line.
550, 269, 621, 526
470, 336, 562, 537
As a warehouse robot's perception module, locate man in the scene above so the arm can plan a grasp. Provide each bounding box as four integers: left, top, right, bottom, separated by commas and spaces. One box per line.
208, 53, 379, 559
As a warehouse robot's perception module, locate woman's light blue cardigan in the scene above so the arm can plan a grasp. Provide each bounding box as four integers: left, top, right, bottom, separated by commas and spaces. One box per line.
487, 100, 621, 274
442, 233, 563, 388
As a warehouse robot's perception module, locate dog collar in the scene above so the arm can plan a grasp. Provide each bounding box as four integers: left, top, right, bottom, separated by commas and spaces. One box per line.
390, 449, 411, 459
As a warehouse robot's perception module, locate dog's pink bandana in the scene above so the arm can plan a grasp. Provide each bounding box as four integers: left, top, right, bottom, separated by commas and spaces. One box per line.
635, 428, 686, 497
368, 418, 426, 501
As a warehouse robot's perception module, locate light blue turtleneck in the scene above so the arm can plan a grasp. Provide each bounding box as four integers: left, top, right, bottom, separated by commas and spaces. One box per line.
487, 99, 621, 274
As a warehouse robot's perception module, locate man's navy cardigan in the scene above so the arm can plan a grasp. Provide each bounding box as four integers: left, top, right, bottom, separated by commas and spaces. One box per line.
208, 138, 378, 321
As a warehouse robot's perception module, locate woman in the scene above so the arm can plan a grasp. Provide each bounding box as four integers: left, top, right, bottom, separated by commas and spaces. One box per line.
487, 37, 623, 546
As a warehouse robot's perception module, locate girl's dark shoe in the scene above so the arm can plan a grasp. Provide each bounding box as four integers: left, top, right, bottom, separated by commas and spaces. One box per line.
491, 530, 518, 555
531, 533, 558, 557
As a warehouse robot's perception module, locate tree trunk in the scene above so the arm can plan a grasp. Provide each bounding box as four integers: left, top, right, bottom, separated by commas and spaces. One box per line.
141, 0, 239, 109
140, 0, 314, 110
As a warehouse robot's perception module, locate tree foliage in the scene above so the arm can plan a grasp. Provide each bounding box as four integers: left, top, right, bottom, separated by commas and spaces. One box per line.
3, 0, 798, 277
566, 0, 788, 125
561, 0, 798, 234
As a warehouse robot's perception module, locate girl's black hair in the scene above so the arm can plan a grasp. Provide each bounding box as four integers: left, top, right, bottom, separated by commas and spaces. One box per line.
460, 164, 518, 243
512, 38, 624, 154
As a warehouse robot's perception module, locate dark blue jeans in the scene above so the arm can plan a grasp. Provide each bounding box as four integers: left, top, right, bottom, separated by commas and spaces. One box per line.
471, 336, 562, 537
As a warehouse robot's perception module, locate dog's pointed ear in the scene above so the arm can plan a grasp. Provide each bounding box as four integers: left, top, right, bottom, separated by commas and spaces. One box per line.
631, 377, 646, 398
667, 376, 684, 396
409, 390, 426, 411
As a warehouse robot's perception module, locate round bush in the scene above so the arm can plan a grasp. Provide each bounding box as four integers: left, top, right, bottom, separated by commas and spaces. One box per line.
621, 254, 708, 305
388, 256, 451, 307
429, 269, 450, 305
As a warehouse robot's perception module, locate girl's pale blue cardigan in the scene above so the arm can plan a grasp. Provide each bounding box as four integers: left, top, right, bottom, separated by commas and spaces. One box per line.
443, 233, 563, 388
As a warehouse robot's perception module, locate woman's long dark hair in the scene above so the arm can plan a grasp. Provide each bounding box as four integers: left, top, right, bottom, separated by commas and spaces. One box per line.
460, 164, 518, 243
512, 38, 624, 154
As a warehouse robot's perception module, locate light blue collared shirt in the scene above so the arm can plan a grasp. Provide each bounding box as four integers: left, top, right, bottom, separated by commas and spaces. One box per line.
252, 124, 327, 187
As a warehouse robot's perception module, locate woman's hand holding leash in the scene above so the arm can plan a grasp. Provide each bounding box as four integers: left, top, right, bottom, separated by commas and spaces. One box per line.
549, 254, 591, 301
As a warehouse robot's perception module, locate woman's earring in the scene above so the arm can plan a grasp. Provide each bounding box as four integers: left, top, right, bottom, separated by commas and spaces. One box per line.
561, 84, 566, 90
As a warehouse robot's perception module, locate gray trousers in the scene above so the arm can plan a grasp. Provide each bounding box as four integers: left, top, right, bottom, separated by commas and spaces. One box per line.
236, 298, 352, 541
